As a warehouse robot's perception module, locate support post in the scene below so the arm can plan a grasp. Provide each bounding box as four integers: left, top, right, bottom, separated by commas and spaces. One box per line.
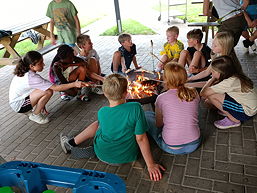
114, 0, 122, 34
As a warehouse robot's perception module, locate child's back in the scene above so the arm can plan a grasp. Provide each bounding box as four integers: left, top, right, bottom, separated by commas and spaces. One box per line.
94, 102, 147, 163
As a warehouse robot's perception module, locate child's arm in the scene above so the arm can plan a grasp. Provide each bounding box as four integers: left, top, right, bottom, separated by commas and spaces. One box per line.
136, 133, 165, 181
241, 0, 249, 10
243, 11, 257, 28
49, 19, 56, 45
200, 77, 217, 98
53, 63, 69, 84
121, 57, 127, 73
50, 80, 87, 91
188, 65, 212, 82
132, 56, 141, 69
74, 14, 81, 36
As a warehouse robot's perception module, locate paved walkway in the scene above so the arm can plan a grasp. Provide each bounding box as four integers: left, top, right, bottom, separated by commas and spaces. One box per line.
0, 18, 257, 192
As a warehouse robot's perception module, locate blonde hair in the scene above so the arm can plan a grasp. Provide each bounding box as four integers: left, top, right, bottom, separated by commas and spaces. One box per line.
118, 33, 131, 44
77, 34, 90, 47
166, 26, 179, 35
103, 74, 128, 100
164, 62, 197, 102
214, 32, 234, 56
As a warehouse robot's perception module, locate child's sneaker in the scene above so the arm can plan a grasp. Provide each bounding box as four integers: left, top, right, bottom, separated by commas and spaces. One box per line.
29, 113, 49, 124
77, 94, 90, 101
250, 43, 257, 52
214, 117, 241, 129
60, 93, 72, 101
60, 133, 72, 154
91, 87, 104, 95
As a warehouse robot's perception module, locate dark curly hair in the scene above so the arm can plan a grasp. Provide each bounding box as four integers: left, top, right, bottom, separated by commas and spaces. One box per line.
51, 44, 74, 67
14, 51, 42, 77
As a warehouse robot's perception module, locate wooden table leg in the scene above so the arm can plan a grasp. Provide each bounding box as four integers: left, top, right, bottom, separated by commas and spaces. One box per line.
34, 23, 51, 50
0, 36, 20, 58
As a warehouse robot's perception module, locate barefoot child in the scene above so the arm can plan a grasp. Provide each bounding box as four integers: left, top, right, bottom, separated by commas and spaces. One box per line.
60, 74, 165, 181
111, 33, 141, 74
178, 29, 211, 74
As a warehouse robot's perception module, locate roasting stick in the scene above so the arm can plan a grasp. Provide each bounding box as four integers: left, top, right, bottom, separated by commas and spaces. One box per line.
149, 52, 165, 65
150, 40, 154, 71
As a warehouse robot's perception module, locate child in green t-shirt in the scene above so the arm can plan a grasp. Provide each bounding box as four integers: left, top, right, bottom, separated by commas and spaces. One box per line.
60, 74, 165, 181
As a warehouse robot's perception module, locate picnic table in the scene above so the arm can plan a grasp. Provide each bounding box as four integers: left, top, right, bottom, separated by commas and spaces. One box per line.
0, 17, 58, 65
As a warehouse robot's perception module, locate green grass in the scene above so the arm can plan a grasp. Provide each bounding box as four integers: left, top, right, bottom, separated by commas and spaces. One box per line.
152, 0, 207, 23
0, 16, 103, 59
100, 19, 156, 36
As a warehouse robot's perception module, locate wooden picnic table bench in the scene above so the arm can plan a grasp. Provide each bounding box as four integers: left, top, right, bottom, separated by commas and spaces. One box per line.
0, 17, 59, 65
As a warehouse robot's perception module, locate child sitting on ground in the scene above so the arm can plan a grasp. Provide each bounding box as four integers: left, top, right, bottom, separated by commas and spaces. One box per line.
145, 62, 201, 154
49, 45, 104, 101
77, 34, 105, 94
187, 31, 243, 85
60, 74, 165, 181
155, 26, 184, 72
178, 29, 211, 74
9, 51, 86, 124
111, 33, 141, 74
200, 56, 257, 129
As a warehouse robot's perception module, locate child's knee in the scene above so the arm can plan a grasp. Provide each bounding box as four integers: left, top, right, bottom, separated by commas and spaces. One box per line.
180, 50, 189, 56
193, 51, 203, 57
45, 89, 53, 97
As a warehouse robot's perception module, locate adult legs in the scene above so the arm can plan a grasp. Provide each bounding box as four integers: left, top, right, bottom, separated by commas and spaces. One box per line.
30, 89, 53, 115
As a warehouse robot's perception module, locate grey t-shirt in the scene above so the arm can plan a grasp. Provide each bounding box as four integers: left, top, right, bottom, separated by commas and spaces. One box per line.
212, 0, 242, 21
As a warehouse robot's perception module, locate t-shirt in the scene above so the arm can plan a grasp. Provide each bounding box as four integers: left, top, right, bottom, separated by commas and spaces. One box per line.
46, 0, 78, 44
212, 0, 242, 21
9, 71, 53, 112
111, 44, 137, 72
160, 40, 184, 60
155, 89, 200, 146
187, 43, 212, 67
210, 77, 257, 116
77, 49, 100, 62
94, 102, 147, 164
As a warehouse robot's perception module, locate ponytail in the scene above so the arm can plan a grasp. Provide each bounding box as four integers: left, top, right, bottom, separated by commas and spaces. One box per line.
13, 51, 42, 77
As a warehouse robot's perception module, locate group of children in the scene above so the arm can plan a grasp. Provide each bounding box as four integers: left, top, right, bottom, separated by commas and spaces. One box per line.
7, 0, 257, 182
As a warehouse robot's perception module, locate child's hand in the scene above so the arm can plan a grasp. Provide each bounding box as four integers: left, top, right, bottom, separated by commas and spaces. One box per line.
74, 81, 86, 88
50, 36, 56, 45
147, 163, 165, 181
189, 66, 199, 74
136, 65, 142, 70
122, 66, 127, 73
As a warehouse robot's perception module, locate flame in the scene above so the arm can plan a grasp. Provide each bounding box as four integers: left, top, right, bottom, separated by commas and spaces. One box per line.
127, 74, 157, 99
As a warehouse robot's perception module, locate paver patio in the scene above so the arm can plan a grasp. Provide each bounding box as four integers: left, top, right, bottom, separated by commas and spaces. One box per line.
0, 22, 257, 193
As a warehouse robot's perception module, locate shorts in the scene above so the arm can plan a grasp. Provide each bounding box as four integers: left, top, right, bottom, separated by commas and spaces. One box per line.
223, 93, 251, 121
57, 28, 76, 45
18, 96, 33, 113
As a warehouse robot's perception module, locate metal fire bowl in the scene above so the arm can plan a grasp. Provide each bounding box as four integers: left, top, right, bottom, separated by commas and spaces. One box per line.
126, 70, 162, 105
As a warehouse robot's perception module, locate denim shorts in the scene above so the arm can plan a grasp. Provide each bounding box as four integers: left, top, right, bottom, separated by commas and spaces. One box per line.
145, 111, 201, 155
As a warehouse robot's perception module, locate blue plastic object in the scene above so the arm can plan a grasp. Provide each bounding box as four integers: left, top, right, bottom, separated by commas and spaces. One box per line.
0, 161, 126, 193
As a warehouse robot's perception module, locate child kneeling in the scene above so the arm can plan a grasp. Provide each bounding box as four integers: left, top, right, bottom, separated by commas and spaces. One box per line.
60, 74, 165, 181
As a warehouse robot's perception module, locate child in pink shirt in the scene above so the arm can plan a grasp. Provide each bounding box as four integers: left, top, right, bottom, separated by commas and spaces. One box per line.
145, 62, 201, 154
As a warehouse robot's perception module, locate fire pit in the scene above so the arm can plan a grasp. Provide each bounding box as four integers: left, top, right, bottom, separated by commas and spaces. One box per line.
126, 70, 163, 105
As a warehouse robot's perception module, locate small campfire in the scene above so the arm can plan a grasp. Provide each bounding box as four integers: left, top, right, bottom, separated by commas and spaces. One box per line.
126, 69, 162, 104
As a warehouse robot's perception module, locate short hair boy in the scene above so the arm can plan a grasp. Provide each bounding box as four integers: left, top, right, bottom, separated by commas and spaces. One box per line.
46, 0, 81, 54
60, 74, 165, 181
155, 26, 184, 72
76, 34, 105, 87
178, 29, 211, 74
111, 33, 141, 74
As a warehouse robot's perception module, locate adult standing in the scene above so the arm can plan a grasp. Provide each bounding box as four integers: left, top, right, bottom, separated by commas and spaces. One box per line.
203, 0, 248, 46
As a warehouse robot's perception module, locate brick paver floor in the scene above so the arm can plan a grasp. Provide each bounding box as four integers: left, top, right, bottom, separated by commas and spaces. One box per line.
0, 22, 257, 193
